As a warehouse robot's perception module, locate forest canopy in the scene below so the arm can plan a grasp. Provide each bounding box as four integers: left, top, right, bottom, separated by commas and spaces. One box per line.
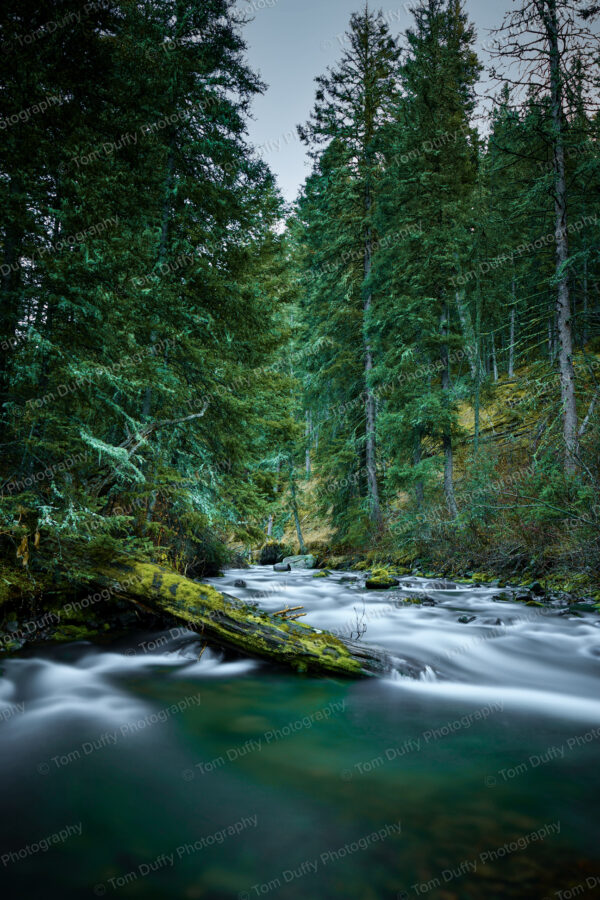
1, 0, 599, 590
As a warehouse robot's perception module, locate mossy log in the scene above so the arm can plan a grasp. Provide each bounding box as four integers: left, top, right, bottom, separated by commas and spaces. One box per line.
97, 559, 390, 678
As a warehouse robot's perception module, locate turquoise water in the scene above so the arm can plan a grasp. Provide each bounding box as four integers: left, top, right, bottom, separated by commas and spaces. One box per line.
1, 568, 599, 898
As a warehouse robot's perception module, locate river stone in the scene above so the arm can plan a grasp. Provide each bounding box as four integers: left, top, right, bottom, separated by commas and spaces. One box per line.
273, 562, 291, 572
366, 575, 400, 590
340, 575, 358, 584
259, 542, 287, 565
282, 555, 316, 570
234, 580, 247, 588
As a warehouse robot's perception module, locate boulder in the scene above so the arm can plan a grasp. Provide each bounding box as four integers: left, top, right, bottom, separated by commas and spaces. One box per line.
274, 562, 291, 573
259, 542, 287, 565
282, 555, 316, 570
365, 568, 400, 590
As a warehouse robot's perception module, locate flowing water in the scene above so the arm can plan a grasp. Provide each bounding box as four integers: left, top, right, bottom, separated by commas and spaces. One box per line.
1, 567, 600, 899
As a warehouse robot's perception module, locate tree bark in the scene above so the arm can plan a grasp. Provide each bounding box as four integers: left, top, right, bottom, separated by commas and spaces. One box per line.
582, 254, 589, 347
508, 299, 516, 377
305, 410, 311, 478
95, 560, 391, 677
491, 332, 499, 382
363, 165, 382, 527
544, 0, 580, 473
413, 432, 424, 510
0, 177, 25, 403
288, 458, 307, 554
440, 308, 458, 518
455, 290, 478, 378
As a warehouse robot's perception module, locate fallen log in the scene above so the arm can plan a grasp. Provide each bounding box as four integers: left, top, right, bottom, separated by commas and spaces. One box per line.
97, 559, 390, 677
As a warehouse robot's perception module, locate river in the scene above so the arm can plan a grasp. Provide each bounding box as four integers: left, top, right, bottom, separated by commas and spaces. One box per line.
1, 566, 599, 898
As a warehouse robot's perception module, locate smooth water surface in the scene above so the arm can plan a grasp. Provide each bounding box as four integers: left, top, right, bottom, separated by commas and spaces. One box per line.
1, 567, 599, 899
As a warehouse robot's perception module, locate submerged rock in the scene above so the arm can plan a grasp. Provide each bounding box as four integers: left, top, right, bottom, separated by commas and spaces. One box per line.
313, 571, 330, 579
274, 562, 291, 573
458, 615, 476, 624
340, 575, 358, 584
400, 595, 437, 606
234, 580, 247, 589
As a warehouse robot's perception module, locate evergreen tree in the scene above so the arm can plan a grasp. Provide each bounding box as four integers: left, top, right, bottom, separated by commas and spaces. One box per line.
375, 0, 481, 519
491, 0, 600, 474
0, 0, 286, 575
298, 6, 401, 532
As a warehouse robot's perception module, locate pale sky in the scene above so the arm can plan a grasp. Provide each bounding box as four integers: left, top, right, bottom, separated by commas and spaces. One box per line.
238, 0, 513, 202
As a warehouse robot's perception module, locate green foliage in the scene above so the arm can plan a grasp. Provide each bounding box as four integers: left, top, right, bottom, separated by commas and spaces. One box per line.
0, 0, 288, 578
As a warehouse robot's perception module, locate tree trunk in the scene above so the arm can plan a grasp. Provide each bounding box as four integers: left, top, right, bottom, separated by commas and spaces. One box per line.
582, 254, 589, 347
455, 290, 478, 378
95, 560, 390, 677
491, 332, 499, 382
546, 0, 579, 474
413, 432, 424, 510
0, 177, 25, 403
363, 181, 382, 527
305, 410, 311, 478
288, 458, 307, 554
440, 308, 458, 519
143, 138, 175, 422
508, 299, 516, 377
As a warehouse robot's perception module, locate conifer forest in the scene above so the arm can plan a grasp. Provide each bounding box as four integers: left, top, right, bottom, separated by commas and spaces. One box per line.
1, 2, 600, 899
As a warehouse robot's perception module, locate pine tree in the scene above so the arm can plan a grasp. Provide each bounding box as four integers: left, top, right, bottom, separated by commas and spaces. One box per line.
298, 6, 401, 531
0, 0, 287, 574
375, 0, 481, 520
491, 0, 600, 474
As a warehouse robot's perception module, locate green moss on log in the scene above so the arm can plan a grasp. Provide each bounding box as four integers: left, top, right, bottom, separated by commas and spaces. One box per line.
97, 560, 385, 677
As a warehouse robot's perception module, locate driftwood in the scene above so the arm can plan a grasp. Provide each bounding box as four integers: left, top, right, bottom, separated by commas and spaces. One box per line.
97, 560, 390, 678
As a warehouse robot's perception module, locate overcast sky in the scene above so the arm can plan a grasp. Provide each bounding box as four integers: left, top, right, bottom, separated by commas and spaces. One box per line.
238, 0, 514, 203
